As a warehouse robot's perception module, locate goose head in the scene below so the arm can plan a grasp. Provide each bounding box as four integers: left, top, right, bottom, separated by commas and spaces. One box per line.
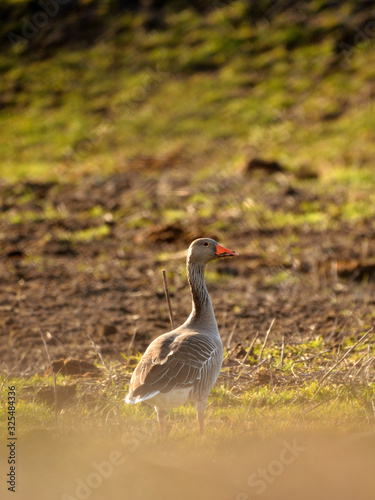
188, 238, 238, 264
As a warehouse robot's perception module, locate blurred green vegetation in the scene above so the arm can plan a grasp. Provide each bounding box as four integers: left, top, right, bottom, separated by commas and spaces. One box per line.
1, 0, 375, 182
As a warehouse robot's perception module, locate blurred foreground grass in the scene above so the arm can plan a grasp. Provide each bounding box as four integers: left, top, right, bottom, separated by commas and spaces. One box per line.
1, 328, 375, 499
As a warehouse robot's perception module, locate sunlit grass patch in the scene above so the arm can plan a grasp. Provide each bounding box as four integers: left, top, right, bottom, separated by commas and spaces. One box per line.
264, 269, 293, 287
324, 167, 375, 188
4, 201, 69, 225
340, 198, 375, 221
254, 207, 329, 231
56, 224, 111, 243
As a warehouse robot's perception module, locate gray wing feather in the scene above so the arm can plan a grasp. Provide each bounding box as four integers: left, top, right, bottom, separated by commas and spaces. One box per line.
129, 333, 219, 400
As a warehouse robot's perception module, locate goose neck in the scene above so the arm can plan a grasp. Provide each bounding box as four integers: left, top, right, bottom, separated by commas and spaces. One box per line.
186, 258, 217, 330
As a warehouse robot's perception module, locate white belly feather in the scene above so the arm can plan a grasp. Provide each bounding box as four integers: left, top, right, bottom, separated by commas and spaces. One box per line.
148, 387, 193, 409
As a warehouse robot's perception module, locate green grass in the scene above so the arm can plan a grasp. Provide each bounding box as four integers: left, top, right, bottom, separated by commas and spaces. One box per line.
1, 2, 375, 248
1, 1, 375, 185
56, 224, 111, 243
1, 331, 374, 441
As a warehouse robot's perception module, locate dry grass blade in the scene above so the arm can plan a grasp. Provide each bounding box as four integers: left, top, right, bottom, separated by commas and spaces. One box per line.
241, 332, 259, 364
0, 375, 10, 393
312, 327, 374, 398
39, 329, 58, 422
361, 356, 375, 384
243, 331, 259, 363
291, 349, 331, 366
243, 357, 269, 376
127, 327, 138, 357
303, 399, 330, 415
280, 335, 286, 368
343, 352, 368, 382
320, 327, 373, 383
162, 269, 175, 330
88, 333, 108, 372
226, 319, 239, 350
259, 318, 275, 361
268, 356, 274, 389
233, 353, 269, 382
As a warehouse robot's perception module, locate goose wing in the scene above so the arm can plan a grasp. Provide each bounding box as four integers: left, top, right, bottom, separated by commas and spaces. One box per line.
127, 332, 218, 402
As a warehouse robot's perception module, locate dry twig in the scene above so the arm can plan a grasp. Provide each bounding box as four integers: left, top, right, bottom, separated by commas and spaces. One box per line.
162, 269, 175, 330
127, 327, 138, 357
259, 318, 275, 361
226, 319, 239, 350
280, 335, 286, 368
243, 331, 260, 363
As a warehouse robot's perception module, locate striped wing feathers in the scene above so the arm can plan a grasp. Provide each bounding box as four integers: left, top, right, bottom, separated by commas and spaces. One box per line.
129, 334, 217, 400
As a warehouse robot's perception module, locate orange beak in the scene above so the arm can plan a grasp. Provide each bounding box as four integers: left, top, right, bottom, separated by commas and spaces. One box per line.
215, 243, 239, 257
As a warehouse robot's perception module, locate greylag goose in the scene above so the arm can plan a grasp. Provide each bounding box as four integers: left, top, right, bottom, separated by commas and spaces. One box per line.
125, 238, 238, 434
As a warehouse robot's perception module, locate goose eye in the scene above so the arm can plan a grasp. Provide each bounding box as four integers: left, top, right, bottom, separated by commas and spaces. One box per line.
203, 242, 209, 246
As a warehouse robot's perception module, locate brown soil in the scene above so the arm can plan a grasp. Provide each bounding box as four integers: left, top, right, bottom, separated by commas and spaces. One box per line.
1, 169, 374, 375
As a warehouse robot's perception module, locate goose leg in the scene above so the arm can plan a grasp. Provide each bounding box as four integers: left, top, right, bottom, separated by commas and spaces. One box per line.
155, 406, 165, 436
195, 400, 207, 435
